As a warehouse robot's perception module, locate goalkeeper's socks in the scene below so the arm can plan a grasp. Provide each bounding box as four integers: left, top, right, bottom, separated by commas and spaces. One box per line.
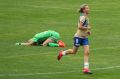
15, 43, 21, 45
48, 43, 59, 47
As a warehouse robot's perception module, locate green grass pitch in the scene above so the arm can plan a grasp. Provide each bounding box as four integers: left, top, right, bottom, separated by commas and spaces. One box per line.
0, 0, 120, 79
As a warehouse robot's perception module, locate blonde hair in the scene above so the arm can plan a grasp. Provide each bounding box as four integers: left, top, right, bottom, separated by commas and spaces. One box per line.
78, 4, 88, 13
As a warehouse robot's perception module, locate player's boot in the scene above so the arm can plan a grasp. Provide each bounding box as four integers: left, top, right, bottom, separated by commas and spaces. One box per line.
83, 68, 93, 74
58, 40, 66, 47
57, 51, 63, 61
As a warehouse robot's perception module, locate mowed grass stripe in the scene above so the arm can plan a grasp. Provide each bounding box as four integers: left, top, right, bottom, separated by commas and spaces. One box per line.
0, 45, 120, 59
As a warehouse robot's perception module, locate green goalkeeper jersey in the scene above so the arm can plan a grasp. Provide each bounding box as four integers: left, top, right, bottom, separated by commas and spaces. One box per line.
31, 30, 60, 43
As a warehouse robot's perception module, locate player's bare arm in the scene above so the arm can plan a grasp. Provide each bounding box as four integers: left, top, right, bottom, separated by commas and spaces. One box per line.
42, 38, 54, 46
79, 22, 91, 30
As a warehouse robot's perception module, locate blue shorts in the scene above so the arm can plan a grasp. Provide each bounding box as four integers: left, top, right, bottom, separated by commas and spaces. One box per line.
74, 37, 89, 47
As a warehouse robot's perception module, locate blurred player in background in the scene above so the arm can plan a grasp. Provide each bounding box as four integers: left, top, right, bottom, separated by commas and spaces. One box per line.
16, 30, 65, 47
57, 4, 92, 74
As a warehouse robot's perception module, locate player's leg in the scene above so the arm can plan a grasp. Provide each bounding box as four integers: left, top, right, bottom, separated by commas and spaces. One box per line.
64, 46, 79, 54
57, 46, 79, 60
82, 39, 92, 74
21, 39, 35, 46
57, 37, 80, 60
83, 45, 90, 69
16, 39, 35, 46
16, 34, 38, 46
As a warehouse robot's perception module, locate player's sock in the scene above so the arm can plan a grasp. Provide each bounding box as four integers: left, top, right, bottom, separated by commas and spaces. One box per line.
15, 43, 21, 45
84, 62, 89, 69
62, 51, 67, 56
83, 62, 93, 74
48, 43, 59, 47
21, 43, 26, 45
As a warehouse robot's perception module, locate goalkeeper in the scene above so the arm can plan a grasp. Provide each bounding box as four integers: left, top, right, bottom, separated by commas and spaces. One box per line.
16, 30, 65, 47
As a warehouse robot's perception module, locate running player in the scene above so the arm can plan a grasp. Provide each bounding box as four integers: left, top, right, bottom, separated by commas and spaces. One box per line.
16, 30, 65, 47
57, 4, 92, 74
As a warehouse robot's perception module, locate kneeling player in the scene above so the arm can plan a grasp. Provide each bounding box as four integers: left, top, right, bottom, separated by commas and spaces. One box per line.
16, 30, 65, 47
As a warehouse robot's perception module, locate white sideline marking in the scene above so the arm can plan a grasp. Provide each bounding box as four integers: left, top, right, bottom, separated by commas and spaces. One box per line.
0, 66, 120, 77
0, 45, 120, 58
0, 53, 49, 58
92, 66, 120, 70
91, 46, 120, 51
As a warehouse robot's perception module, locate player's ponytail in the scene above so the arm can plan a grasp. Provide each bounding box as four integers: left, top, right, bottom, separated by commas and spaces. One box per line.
78, 4, 88, 13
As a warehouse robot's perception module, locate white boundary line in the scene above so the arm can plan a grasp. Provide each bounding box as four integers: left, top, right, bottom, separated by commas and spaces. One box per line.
0, 66, 120, 77
0, 45, 120, 58
92, 66, 120, 70
91, 45, 120, 51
